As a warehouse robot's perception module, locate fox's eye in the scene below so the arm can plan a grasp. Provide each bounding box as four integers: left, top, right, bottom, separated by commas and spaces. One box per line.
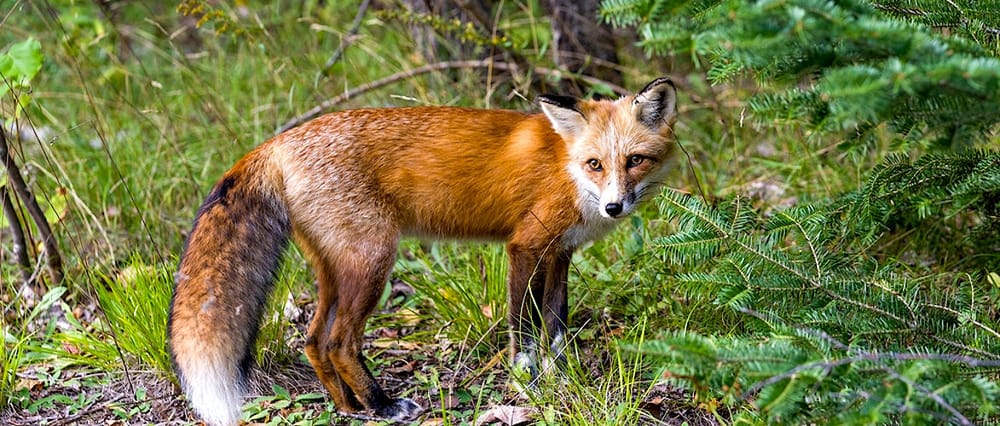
587, 159, 603, 171
626, 155, 645, 168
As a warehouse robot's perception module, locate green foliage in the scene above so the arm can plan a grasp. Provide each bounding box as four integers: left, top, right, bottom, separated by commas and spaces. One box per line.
0, 38, 43, 100
44, 260, 173, 374
874, 0, 1000, 56
1, 286, 66, 407
603, 0, 1000, 149
600, 0, 721, 56
176, 0, 253, 38
107, 387, 153, 420
633, 330, 1000, 424
396, 244, 508, 356
376, 9, 512, 48
644, 190, 1000, 422
243, 384, 332, 425
603, 0, 1000, 422
90, 260, 174, 374
846, 150, 1000, 258
539, 326, 660, 425
255, 250, 310, 371
0, 328, 25, 407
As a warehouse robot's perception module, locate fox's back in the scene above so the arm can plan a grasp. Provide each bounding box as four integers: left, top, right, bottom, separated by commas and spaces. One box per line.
263, 106, 577, 240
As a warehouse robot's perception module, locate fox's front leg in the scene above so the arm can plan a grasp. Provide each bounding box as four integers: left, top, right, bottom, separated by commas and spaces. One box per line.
542, 250, 572, 367
506, 239, 555, 380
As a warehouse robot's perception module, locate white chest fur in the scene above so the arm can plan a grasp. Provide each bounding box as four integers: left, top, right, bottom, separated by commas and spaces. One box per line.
561, 207, 621, 248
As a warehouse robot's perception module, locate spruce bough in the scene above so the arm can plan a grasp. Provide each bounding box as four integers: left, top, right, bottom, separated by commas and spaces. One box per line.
603, 0, 1000, 422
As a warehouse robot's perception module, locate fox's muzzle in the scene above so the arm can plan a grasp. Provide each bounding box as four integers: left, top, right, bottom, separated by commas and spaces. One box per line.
604, 202, 624, 217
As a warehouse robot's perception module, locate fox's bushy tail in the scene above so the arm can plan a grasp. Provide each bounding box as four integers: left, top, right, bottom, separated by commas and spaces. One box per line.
168, 152, 290, 426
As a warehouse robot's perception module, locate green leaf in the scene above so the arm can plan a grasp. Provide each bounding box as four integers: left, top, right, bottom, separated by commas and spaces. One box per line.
0, 38, 43, 97
271, 384, 291, 400
27, 286, 66, 325
43, 187, 69, 225
294, 392, 325, 403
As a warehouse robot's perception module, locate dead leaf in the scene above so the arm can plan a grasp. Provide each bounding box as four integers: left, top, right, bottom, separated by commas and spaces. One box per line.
62, 341, 80, 355
474, 405, 536, 426
371, 338, 421, 350
384, 361, 414, 375
114, 263, 155, 288
378, 327, 400, 339
17, 377, 42, 392
440, 390, 461, 409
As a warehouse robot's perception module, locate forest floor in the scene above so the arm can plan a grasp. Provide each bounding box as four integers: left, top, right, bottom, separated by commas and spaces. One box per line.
2, 281, 724, 425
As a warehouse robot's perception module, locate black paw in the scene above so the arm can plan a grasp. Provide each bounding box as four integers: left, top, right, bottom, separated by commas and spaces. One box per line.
375, 397, 423, 421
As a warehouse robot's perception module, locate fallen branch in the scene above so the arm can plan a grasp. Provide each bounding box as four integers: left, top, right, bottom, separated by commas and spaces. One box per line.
276, 60, 629, 134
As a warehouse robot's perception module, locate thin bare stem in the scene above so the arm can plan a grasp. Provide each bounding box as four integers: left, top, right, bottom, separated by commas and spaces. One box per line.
319, 0, 371, 76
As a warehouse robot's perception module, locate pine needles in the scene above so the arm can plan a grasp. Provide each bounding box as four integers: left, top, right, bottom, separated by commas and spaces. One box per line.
603, 0, 1000, 422
640, 190, 1000, 423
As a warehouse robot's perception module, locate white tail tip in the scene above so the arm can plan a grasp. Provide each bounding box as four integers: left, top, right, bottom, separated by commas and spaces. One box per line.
180, 356, 244, 426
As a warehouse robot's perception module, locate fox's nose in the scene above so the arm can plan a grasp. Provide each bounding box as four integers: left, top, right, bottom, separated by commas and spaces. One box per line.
605, 203, 623, 217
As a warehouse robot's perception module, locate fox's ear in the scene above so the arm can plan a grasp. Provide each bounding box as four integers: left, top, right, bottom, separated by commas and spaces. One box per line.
539, 94, 586, 139
632, 77, 677, 131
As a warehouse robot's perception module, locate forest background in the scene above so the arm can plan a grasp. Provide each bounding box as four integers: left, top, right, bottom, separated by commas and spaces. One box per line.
1, 0, 999, 424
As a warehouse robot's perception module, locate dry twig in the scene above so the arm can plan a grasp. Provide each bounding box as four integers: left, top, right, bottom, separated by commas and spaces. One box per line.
319, 0, 371, 76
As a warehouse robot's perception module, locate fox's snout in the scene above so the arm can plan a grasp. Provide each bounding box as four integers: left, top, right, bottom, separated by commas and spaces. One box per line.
598, 184, 635, 219
598, 186, 639, 219
597, 168, 649, 219
604, 202, 624, 217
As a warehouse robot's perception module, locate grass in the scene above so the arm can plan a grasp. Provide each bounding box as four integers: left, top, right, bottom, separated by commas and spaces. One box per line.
397, 243, 509, 358
0, 0, 882, 424
533, 324, 657, 425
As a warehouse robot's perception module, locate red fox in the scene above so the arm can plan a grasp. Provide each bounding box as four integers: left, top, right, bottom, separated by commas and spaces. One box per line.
169, 77, 677, 425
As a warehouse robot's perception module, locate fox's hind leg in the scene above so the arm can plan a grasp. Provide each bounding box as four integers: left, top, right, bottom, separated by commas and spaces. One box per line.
301, 249, 364, 412
309, 233, 421, 420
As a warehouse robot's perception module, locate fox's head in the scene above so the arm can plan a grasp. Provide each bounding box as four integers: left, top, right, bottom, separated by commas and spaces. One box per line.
540, 77, 677, 220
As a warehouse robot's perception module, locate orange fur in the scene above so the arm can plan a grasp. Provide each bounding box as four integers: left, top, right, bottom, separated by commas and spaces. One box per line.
169, 78, 678, 425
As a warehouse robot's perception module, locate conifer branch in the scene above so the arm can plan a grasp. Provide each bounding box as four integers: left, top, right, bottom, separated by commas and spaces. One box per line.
927, 303, 1000, 341
609, 0, 1000, 421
